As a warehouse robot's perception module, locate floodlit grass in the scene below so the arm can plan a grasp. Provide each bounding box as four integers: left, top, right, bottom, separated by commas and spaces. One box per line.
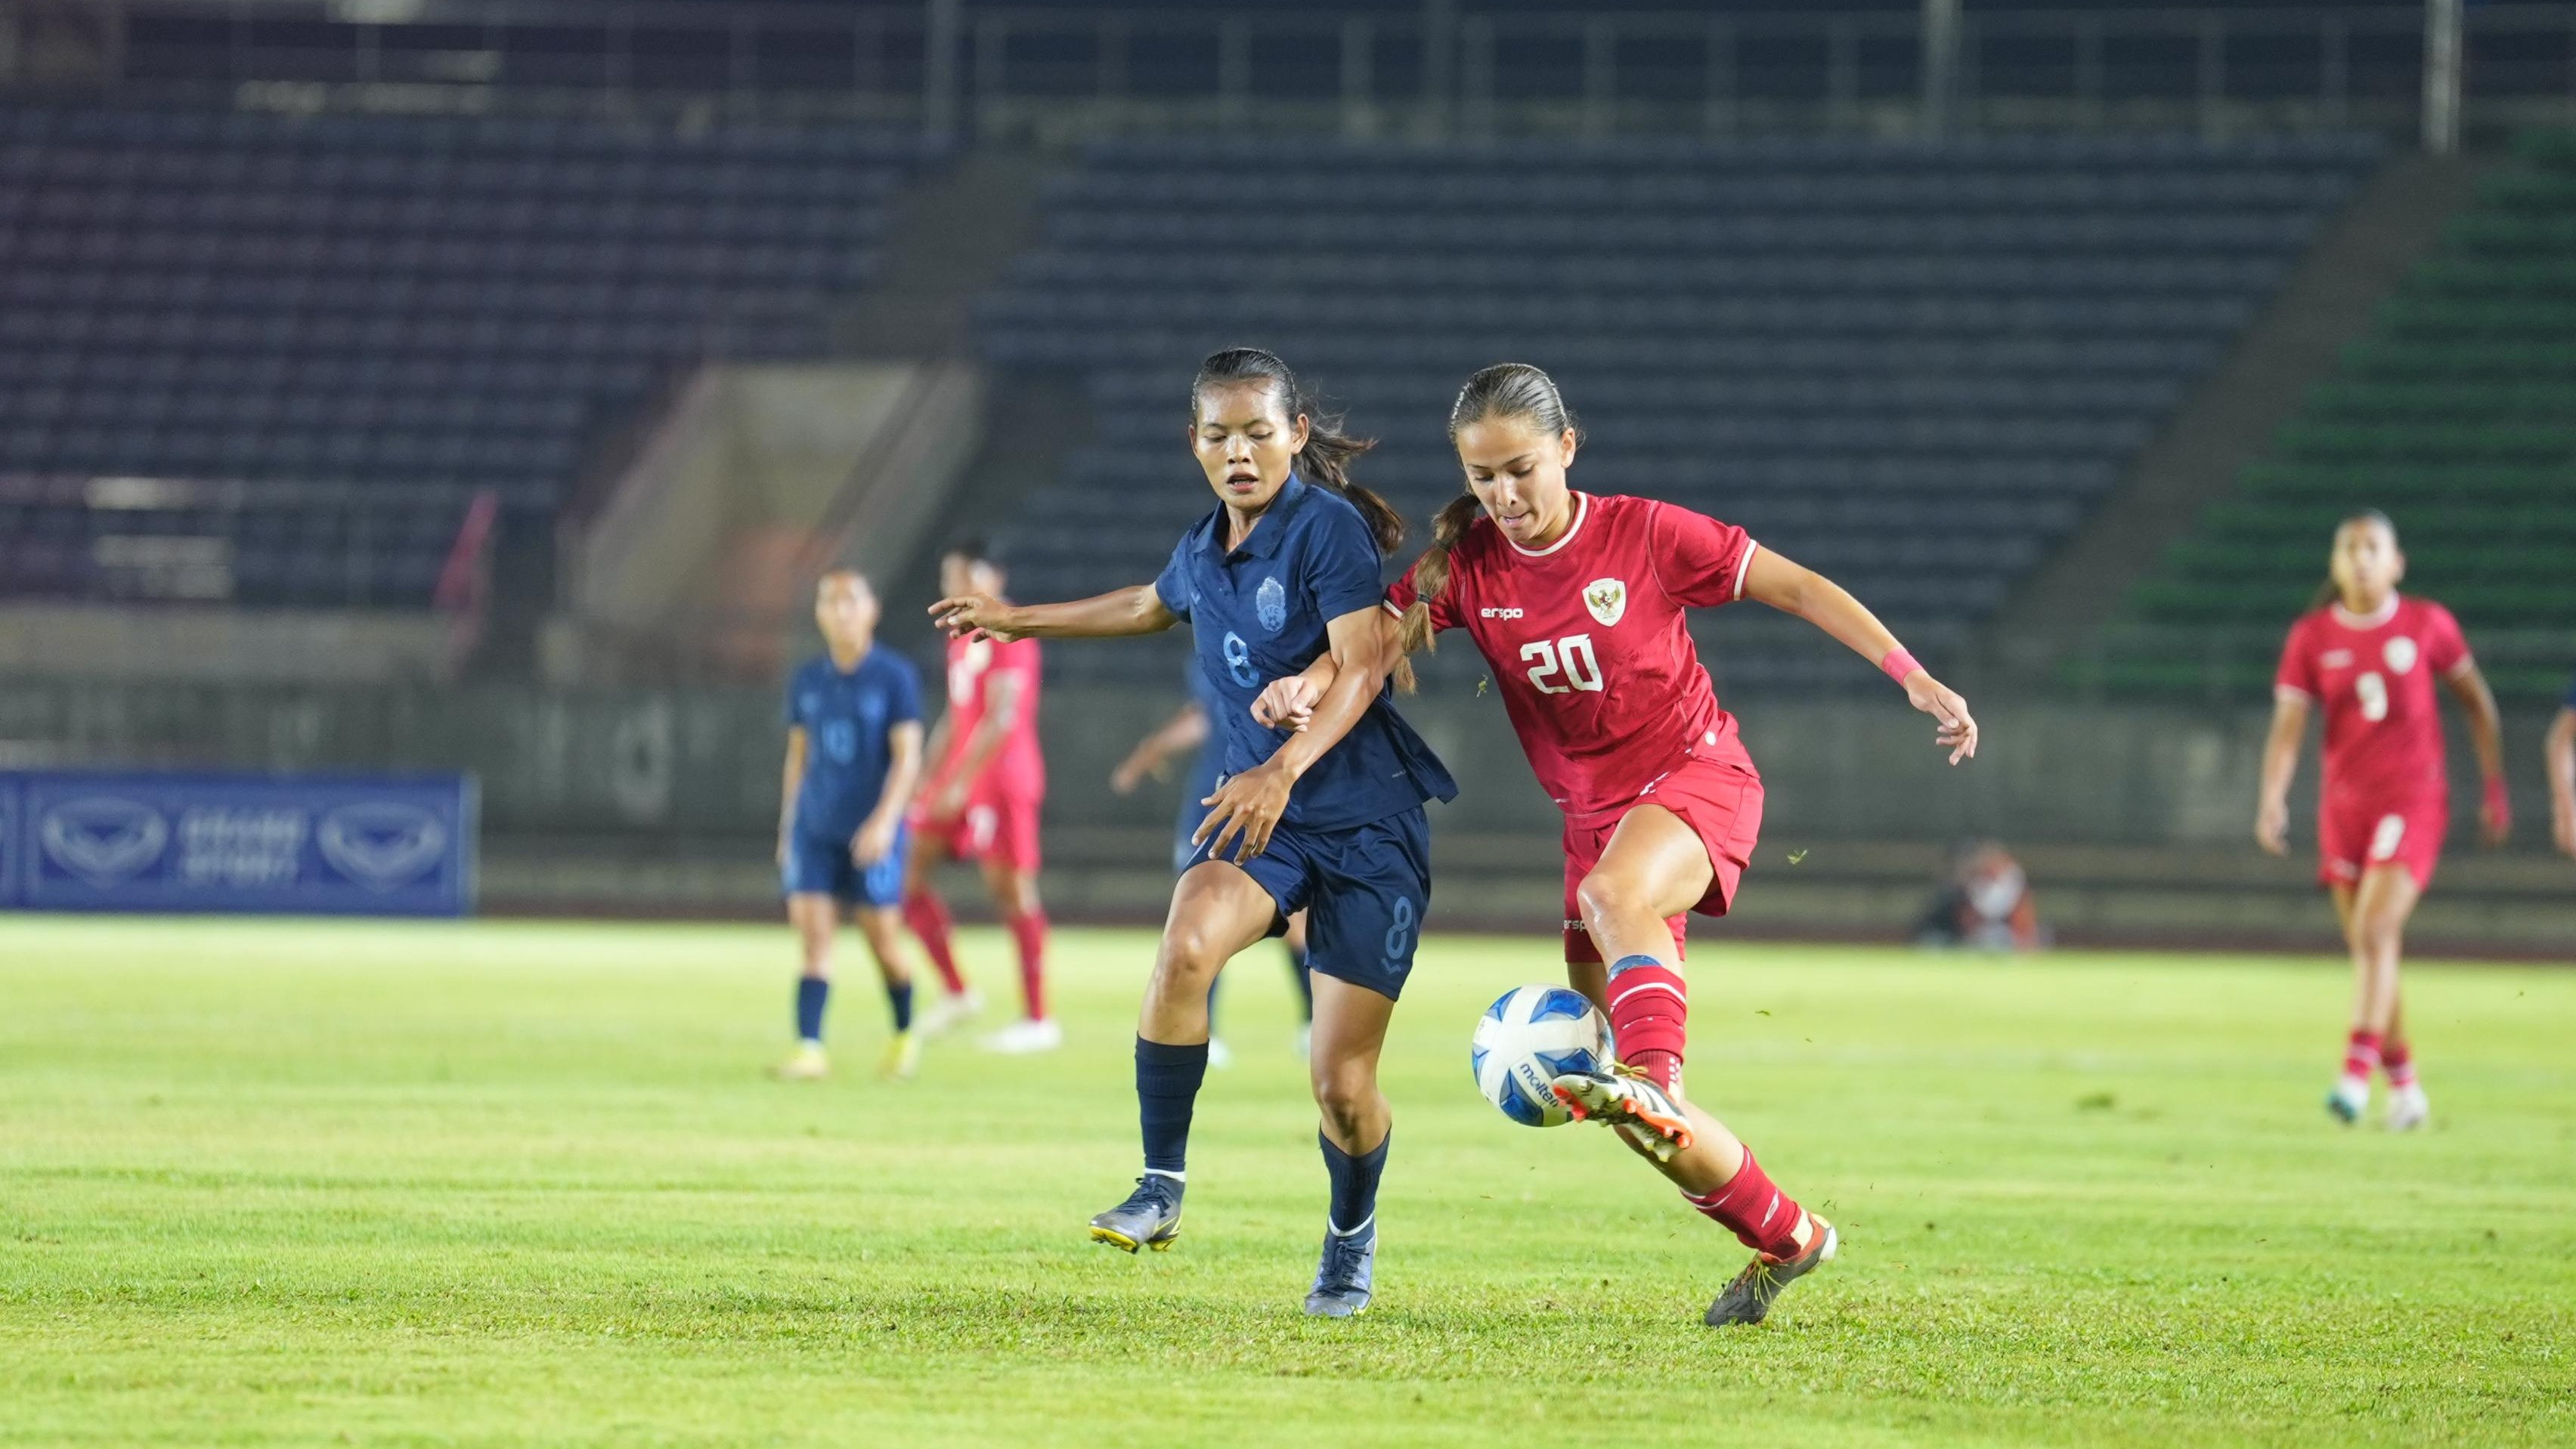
1, 916, 2570, 1447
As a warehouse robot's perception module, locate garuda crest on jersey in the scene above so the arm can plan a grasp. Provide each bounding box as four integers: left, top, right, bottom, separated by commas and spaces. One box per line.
1582, 577, 1627, 627
1256, 575, 1287, 633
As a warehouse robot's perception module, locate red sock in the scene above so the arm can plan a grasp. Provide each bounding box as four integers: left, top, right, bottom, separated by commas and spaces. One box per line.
1683, 1147, 1812, 1260
902, 889, 967, 995
2382, 1041, 2417, 1089
2342, 1029, 2382, 1082
1605, 955, 1686, 1093
1007, 908, 1048, 1021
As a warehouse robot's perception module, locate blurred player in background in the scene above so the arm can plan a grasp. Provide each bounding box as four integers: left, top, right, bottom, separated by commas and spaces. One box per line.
1912, 839, 2043, 952
776, 571, 927, 1082
933, 348, 1454, 1318
2258, 510, 2507, 1131
903, 540, 1057, 1055
1111, 661, 1317, 1064
2547, 672, 2576, 859
1277, 362, 1977, 1328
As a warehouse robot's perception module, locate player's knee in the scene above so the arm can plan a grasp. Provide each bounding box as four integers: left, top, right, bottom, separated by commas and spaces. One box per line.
1574, 868, 1649, 928
1309, 1057, 1376, 1132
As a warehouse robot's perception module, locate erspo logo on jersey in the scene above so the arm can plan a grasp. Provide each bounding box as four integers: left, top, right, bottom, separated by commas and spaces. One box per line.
1481, 607, 1525, 620
0, 771, 475, 916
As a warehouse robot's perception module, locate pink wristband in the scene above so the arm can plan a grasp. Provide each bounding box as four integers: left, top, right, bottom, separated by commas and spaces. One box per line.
1880, 647, 1923, 684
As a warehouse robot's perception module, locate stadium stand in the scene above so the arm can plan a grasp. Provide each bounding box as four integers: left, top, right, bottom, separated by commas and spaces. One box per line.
2105, 131, 2576, 699
0, 107, 938, 606
975, 132, 2385, 686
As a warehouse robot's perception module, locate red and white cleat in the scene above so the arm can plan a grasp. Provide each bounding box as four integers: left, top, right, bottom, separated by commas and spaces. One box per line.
1550, 1064, 1695, 1163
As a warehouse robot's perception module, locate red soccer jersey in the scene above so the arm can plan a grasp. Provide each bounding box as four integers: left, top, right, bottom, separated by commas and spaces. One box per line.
1386, 491, 1759, 821
2274, 594, 2469, 810
933, 632, 1045, 800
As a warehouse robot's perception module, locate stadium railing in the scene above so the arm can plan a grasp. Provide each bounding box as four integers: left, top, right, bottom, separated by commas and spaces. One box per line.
47, 3, 2576, 145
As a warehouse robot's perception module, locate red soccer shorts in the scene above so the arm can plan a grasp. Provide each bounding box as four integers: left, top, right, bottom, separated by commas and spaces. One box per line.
2317, 791, 2445, 891
1561, 754, 1765, 964
912, 791, 1044, 873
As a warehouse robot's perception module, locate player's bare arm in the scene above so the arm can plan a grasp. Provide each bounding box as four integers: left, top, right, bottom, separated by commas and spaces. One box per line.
854, 721, 925, 868
1197, 606, 1388, 862
2548, 706, 2576, 859
2256, 689, 2311, 856
1253, 608, 1403, 732
2441, 657, 2511, 846
932, 670, 1022, 819
778, 726, 808, 868
1742, 546, 1979, 764
1111, 701, 1209, 794
932, 583, 1175, 642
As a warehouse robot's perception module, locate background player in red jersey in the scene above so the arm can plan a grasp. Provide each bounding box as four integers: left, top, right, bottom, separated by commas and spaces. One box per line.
1268, 363, 1976, 1327
903, 540, 1058, 1054
2256, 510, 2507, 1130
2547, 671, 2576, 860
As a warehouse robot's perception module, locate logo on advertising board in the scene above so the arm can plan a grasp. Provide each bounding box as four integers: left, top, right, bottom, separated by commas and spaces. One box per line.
317, 803, 450, 890
39, 797, 170, 887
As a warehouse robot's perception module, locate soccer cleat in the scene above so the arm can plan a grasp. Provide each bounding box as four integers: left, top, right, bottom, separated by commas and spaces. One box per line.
1088, 1175, 1184, 1253
1206, 1037, 1235, 1071
983, 1017, 1064, 1054
879, 1030, 922, 1081
2327, 1076, 2369, 1125
1704, 1215, 1838, 1328
2384, 1083, 2430, 1132
1550, 1064, 1695, 1163
1304, 1219, 1377, 1317
772, 1042, 829, 1080
915, 988, 984, 1039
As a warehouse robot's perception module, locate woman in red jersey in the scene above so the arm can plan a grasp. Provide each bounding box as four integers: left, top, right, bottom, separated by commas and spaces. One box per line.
2256, 510, 2508, 1132
1263, 363, 1977, 1328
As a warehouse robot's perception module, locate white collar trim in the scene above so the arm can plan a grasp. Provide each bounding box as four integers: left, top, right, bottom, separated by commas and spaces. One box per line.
2331, 595, 2400, 630
1506, 492, 1589, 558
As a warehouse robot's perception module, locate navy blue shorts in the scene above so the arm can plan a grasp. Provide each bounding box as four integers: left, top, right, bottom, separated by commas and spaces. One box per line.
782, 823, 909, 909
1172, 755, 1221, 875
1182, 807, 1429, 1001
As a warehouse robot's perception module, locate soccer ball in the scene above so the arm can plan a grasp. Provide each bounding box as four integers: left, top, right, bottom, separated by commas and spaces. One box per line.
1471, 984, 1615, 1128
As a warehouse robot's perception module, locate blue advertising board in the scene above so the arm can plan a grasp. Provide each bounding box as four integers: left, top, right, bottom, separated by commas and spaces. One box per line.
0, 771, 475, 917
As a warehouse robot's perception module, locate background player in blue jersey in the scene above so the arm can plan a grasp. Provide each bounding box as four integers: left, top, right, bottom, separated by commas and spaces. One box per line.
935, 348, 1454, 1317
1110, 660, 1317, 1065
777, 570, 928, 1082
2549, 671, 2576, 859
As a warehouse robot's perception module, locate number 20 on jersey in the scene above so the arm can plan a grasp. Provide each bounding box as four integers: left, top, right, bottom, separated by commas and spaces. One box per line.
1522, 634, 1603, 695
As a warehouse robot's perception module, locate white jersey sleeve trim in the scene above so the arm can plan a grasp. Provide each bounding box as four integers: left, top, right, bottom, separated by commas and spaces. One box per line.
2274, 683, 2314, 703
1729, 540, 1759, 602
2441, 654, 2477, 681
1380, 598, 1404, 618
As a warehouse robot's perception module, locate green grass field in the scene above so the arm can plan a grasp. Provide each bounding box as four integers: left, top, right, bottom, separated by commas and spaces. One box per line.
2, 918, 2571, 1447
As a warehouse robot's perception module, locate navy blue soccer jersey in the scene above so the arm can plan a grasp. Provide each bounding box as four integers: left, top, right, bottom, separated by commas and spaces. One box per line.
1153, 475, 1456, 832
784, 647, 924, 843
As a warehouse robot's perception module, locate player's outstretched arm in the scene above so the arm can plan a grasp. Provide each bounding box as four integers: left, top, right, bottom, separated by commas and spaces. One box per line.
930, 584, 1175, 642
2255, 690, 2310, 856
2441, 658, 2510, 847
1111, 703, 1209, 794
1197, 606, 1390, 861
2546, 706, 2576, 859
1742, 548, 1977, 764
1252, 609, 1400, 732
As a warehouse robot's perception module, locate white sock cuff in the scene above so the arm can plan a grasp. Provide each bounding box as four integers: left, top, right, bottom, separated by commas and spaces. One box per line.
1327, 1212, 1374, 1238
1144, 1168, 1187, 1183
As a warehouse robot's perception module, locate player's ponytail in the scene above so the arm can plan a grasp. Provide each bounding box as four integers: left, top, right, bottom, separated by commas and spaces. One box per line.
2310, 508, 2398, 611
1191, 346, 1413, 691
1397, 363, 1587, 665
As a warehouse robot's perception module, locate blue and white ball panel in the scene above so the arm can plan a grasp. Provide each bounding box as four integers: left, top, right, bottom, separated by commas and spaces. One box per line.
1470, 984, 1615, 1129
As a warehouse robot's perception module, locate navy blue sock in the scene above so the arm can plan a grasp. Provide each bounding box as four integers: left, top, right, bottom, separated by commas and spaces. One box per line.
795, 977, 829, 1045
1286, 944, 1313, 1022
1320, 1129, 1389, 1237
1135, 1037, 1210, 1177
885, 980, 915, 1034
